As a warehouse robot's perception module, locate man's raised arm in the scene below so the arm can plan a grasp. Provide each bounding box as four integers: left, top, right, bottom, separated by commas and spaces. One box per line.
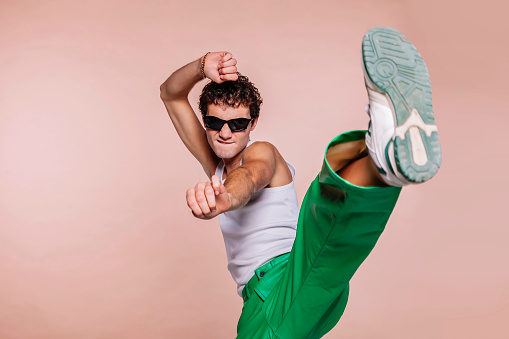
160, 52, 238, 177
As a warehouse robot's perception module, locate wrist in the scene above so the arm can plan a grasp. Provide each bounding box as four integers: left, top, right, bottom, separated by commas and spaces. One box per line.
200, 52, 210, 79
225, 192, 235, 212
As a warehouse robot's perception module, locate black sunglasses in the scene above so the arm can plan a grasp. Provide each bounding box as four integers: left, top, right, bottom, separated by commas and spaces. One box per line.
203, 116, 254, 132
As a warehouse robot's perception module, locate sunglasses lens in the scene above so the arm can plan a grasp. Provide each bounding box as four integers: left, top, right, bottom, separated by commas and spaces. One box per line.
229, 118, 251, 132
204, 116, 224, 130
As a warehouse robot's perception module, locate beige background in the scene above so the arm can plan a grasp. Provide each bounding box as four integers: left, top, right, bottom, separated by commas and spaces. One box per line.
1, 0, 508, 338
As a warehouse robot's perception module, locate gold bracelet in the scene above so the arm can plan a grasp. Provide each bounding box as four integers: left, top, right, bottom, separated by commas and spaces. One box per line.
201, 52, 210, 79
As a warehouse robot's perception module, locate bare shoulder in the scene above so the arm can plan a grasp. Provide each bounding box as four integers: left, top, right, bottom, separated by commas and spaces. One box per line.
243, 141, 277, 160
243, 141, 292, 188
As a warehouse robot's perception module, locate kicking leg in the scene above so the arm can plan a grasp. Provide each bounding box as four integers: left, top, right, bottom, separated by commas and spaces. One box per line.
236, 27, 442, 339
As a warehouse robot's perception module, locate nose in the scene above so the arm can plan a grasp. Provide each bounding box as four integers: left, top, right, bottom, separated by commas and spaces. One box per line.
219, 122, 232, 139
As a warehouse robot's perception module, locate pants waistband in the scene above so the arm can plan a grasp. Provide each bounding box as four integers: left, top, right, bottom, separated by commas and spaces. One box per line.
242, 252, 290, 303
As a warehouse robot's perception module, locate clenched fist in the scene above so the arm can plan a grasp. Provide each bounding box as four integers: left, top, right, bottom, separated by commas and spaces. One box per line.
202, 52, 238, 84
186, 175, 232, 219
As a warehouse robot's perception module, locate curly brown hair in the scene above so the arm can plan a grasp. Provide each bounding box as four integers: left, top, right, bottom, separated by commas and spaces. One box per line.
198, 74, 263, 119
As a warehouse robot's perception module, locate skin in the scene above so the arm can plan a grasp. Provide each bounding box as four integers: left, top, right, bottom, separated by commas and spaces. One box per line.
160, 51, 387, 220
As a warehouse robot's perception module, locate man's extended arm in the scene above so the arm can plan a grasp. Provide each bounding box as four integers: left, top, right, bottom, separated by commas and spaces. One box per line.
186, 142, 278, 220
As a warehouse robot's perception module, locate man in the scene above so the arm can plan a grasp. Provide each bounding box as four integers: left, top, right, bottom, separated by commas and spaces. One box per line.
160, 27, 441, 338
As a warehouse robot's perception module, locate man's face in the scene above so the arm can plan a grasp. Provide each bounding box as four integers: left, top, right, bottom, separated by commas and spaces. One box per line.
205, 104, 257, 160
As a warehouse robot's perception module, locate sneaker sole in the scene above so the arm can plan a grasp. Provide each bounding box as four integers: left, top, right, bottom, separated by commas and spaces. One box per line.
362, 27, 442, 183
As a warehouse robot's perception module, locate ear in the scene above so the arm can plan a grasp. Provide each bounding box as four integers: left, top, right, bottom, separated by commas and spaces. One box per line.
250, 117, 259, 131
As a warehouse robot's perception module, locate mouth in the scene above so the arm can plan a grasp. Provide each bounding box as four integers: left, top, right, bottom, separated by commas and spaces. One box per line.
217, 140, 234, 145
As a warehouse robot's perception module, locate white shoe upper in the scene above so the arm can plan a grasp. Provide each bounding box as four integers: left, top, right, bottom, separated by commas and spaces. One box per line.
364, 74, 411, 187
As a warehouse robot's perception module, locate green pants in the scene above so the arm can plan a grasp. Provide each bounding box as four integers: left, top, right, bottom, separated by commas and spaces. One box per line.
236, 131, 402, 339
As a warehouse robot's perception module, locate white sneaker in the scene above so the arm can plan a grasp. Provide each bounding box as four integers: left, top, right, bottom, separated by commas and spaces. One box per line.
362, 27, 442, 185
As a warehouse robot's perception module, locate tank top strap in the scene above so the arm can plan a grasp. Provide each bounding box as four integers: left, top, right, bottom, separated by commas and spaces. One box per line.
240, 140, 257, 166
215, 160, 226, 184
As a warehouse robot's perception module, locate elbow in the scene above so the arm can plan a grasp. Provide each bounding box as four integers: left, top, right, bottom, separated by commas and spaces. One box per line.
160, 82, 171, 101
160, 79, 185, 101
243, 167, 262, 194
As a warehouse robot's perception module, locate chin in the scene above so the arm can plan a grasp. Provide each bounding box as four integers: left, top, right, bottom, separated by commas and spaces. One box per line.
214, 149, 237, 159
213, 143, 241, 159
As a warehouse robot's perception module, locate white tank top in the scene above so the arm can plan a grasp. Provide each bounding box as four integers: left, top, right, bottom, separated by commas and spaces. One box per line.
215, 141, 299, 296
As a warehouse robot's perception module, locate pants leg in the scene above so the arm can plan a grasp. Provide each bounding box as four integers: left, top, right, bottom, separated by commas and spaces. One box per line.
237, 131, 401, 339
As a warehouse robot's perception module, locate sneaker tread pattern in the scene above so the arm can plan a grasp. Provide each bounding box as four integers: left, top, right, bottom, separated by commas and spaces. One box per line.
362, 27, 442, 183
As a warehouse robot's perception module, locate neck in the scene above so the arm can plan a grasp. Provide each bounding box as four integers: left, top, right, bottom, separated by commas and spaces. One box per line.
222, 140, 251, 175
223, 152, 243, 175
